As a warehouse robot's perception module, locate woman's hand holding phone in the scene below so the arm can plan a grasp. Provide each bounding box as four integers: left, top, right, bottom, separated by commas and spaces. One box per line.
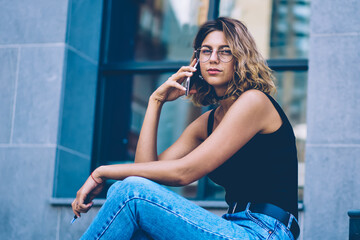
184, 59, 199, 96
150, 59, 198, 103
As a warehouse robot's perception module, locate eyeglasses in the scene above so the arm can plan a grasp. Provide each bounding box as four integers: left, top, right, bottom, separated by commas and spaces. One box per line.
195, 47, 233, 63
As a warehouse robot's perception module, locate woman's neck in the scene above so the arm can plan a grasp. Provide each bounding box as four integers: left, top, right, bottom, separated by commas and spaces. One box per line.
218, 97, 235, 116
214, 87, 235, 114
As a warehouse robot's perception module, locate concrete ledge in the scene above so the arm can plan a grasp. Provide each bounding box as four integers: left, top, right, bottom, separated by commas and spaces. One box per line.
349, 210, 360, 218
50, 198, 304, 211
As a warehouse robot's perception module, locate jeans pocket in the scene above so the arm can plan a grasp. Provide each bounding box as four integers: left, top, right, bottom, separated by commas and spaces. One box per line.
245, 210, 274, 233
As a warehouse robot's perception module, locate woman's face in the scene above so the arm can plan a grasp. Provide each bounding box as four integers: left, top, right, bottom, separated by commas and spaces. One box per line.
199, 30, 235, 95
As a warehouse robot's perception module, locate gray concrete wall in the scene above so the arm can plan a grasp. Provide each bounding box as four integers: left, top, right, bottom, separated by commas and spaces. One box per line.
0, 0, 102, 239
304, 0, 360, 239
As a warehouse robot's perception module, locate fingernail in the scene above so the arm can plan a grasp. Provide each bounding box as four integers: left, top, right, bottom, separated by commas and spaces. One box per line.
192, 67, 196, 71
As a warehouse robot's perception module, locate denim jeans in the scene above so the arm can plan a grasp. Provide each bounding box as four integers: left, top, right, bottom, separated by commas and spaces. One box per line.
81, 177, 295, 240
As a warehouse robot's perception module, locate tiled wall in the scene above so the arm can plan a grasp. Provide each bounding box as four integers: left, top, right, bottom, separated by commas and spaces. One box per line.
0, 0, 102, 239
304, 0, 360, 239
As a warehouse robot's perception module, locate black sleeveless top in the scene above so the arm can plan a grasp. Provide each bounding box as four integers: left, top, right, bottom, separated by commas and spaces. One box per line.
207, 93, 298, 218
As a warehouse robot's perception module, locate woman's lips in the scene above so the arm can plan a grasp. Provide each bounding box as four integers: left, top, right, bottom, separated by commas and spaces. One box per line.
207, 68, 222, 75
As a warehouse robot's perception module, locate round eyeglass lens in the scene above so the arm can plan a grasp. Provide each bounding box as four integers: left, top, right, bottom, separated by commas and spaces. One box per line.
196, 48, 210, 63
196, 48, 233, 63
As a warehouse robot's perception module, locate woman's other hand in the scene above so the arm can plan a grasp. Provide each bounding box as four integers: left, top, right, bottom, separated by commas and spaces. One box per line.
150, 59, 198, 103
71, 170, 105, 218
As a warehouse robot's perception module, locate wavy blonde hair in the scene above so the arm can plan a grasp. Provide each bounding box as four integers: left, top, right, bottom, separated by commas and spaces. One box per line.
190, 17, 276, 106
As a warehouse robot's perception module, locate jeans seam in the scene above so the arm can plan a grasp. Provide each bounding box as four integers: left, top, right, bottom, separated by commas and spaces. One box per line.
99, 196, 241, 240
97, 197, 136, 239
245, 210, 271, 233
265, 223, 277, 240
276, 221, 294, 240
134, 197, 240, 240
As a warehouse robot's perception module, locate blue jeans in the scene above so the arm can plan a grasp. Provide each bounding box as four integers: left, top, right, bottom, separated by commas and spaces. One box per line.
81, 177, 295, 240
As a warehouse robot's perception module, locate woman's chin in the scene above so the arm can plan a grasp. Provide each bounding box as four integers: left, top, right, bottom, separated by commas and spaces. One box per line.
205, 79, 229, 89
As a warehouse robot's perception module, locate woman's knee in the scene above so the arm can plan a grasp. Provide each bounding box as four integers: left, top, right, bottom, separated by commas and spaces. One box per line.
107, 176, 157, 198
107, 180, 122, 198
123, 176, 154, 185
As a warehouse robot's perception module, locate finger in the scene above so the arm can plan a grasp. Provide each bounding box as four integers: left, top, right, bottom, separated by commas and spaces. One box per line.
85, 202, 94, 211
189, 89, 198, 95
73, 209, 81, 218
170, 71, 193, 84
190, 58, 197, 67
79, 202, 94, 213
178, 65, 197, 74
72, 201, 81, 217
78, 201, 89, 211
168, 81, 186, 92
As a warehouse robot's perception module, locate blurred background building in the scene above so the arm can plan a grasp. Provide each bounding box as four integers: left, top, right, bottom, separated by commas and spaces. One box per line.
0, 0, 358, 239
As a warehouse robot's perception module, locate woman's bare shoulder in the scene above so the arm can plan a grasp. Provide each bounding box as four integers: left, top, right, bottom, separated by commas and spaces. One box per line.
237, 89, 269, 102
231, 90, 272, 112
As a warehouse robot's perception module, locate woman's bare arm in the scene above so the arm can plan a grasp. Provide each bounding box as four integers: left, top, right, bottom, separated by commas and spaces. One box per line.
135, 60, 198, 163
133, 97, 163, 163
96, 90, 276, 185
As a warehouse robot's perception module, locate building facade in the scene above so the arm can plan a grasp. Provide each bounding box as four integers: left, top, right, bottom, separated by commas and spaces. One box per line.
0, 0, 358, 239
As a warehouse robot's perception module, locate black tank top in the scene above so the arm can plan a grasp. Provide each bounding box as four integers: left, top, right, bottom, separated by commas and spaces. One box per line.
207, 93, 298, 218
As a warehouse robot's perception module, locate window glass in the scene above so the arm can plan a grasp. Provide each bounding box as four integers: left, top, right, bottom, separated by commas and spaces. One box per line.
219, 0, 310, 59
135, 0, 209, 61
273, 70, 307, 201
104, 0, 209, 63
96, 73, 203, 165
131, 73, 203, 155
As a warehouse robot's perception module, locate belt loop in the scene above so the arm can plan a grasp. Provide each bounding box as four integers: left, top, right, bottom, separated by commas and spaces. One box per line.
287, 214, 294, 229
232, 202, 238, 214
246, 202, 251, 211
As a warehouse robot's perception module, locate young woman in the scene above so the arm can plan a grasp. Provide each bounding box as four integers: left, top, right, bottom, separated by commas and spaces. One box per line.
72, 17, 300, 240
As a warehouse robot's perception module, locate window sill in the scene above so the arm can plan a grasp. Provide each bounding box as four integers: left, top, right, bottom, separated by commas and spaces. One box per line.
49, 198, 228, 209
49, 198, 304, 211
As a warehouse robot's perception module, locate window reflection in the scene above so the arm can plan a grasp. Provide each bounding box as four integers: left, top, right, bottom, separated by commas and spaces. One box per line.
219, 0, 310, 59
273, 71, 307, 201
129, 73, 203, 156
135, 0, 209, 61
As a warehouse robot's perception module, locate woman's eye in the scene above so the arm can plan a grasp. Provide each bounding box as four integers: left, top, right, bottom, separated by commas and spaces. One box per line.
220, 50, 232, 55
201, 49, 212, 55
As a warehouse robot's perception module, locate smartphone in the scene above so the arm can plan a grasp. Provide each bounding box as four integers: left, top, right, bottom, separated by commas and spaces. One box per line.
184, 59, 200, 96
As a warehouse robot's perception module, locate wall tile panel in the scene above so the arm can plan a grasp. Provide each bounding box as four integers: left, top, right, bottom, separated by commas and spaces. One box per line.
58, 206, 100, 239
0, 48, 18, 143
66, 0, 103, 61
311, 0, 360, 34
0, 147, 58, 239
0, 0, 68, 44
12, 46, 64, 144
307, 35, 360, 144
59, 49, 97, 155
304, 146, 360, 240
54, 148, 91, 198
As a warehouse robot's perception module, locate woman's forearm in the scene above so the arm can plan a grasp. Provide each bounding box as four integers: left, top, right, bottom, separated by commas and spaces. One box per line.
94, 160, 191, 187
134, 96, 164, 163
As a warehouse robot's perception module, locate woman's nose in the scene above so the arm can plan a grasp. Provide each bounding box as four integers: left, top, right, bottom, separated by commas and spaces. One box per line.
209, 50, 220, 63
